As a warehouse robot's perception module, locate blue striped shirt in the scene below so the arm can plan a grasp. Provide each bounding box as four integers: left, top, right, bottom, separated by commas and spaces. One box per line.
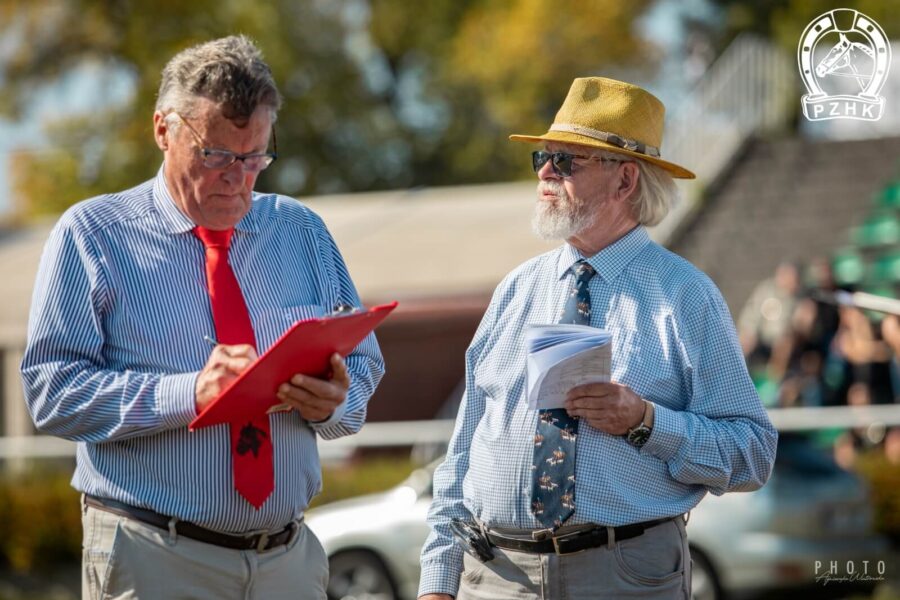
21, 167, 384, 534
419, 225, 777, 596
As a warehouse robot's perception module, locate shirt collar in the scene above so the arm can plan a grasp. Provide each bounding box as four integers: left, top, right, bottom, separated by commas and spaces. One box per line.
152, 164, 259, 234
556, 225, 651, 282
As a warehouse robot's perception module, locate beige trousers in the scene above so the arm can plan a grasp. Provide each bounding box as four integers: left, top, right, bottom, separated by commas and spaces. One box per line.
81, 500, 328, 600
457, 517, 692, 600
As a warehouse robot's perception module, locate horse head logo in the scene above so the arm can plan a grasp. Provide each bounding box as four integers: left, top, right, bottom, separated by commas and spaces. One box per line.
815, 32, 877, 90
236, 422, 269, 458
798, 9, 891, 121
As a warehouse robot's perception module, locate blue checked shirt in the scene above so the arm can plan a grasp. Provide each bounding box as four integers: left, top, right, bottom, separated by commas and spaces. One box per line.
419, 226, 777, 596
21, 167, 384, 534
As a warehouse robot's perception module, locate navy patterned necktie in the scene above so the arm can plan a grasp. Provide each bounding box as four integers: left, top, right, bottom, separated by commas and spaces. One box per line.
531, 259, 596, 528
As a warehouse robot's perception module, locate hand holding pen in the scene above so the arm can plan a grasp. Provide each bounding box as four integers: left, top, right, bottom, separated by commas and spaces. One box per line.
194, 335, 258, 414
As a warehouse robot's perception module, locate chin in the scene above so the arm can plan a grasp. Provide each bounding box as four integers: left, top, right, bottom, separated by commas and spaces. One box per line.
201, 207, 250, 230
538, 193, 561, 206
206, 194, 250, 219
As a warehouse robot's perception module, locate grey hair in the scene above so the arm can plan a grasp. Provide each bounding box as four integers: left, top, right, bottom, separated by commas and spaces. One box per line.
156, 35, 282, 122
591, 148, 679, 227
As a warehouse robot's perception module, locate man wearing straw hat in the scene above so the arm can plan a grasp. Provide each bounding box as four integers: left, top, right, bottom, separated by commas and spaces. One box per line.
418, 77, 777, 599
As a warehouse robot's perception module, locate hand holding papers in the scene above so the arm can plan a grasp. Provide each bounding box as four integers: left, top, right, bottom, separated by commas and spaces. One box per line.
190, 302, 397, 431
525, 324, 612, 410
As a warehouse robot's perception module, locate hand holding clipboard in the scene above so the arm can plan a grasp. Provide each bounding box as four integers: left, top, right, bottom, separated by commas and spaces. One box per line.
190, 302, 397, 431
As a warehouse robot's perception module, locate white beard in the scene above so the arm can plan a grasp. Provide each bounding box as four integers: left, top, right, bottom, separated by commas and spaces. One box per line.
532, 181, 597, 241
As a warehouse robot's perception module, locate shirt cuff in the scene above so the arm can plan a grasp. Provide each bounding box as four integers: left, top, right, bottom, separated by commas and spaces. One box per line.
417, 558, 462, 598
640, 402, 687, 463
307, 398, 348, 430
157, 372, 200, 429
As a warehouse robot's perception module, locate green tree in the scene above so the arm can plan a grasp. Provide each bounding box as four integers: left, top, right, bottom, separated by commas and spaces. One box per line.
707, 0, 900, 54
1, 0, 655, 218
439, 0, 654, 182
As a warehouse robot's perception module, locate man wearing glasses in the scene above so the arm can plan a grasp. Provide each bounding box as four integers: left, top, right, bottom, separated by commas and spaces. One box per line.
418, 78, 776, 599
21, 36, 384, 598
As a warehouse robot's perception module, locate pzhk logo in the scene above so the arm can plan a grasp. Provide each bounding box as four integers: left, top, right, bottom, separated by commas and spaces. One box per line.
798, 9, 891, 121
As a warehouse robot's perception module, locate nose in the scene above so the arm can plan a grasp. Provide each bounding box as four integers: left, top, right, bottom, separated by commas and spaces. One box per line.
221, 159, 247, 184
537, 157, 560, 181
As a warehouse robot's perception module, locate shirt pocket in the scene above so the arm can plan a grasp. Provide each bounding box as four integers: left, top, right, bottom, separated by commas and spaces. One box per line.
254, 304, 327, 353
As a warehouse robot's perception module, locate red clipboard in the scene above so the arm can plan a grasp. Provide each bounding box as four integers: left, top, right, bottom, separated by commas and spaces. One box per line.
189, 302, 398, 430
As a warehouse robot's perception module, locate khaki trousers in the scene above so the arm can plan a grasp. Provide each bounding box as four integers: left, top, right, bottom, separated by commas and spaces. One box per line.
458, 517, 691, 600
81, 501, 328, 600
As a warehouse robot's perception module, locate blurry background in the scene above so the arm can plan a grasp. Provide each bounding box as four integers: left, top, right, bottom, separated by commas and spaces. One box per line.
2, 0, 900, 598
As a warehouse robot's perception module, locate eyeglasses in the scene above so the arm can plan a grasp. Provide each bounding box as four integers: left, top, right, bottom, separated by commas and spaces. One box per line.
170, 112, 278, 172
532, 150, 625, 177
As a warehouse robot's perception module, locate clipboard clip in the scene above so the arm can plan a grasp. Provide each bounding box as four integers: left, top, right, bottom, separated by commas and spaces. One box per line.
331, 302, 361, 316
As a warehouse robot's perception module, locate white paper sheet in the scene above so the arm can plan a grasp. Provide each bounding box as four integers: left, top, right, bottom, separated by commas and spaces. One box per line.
525, 325, 612, 409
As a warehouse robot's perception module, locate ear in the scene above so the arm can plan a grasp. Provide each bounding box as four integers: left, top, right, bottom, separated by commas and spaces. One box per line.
153, 111, 170, 151
616, 161, 640, 203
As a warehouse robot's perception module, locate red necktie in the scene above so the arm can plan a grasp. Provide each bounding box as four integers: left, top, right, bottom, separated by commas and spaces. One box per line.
194, 226, 274, 509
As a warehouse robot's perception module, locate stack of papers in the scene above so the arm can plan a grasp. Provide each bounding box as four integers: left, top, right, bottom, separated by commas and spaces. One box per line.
525, 325, 612, 410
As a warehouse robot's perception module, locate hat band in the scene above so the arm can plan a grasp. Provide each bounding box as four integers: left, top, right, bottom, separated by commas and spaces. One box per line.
549, 124, 661, 158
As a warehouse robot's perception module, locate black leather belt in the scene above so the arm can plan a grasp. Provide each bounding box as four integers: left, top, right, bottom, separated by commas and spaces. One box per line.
84, 494, 300, 552
486, 517, 672, 555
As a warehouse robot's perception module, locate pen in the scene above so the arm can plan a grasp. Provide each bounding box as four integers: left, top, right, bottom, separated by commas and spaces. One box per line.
203, 335, 218, 347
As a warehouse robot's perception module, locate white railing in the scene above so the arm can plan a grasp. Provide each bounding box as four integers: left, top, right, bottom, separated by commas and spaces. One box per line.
653, 34, 797, 245
4, 405, 900, 463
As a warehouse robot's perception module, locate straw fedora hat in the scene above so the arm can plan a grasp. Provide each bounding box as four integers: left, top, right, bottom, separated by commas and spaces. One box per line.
509, 77, 695, 179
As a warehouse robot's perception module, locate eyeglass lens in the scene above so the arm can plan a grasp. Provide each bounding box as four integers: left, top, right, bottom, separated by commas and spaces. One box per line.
532, 151, 575, 177
202, 150, 275, 172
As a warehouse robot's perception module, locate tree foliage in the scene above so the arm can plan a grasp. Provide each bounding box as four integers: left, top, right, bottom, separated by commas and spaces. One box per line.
707, 0, 900, 55
0, 0, 654, 217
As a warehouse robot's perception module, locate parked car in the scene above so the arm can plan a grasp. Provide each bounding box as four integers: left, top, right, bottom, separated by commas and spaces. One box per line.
307, 433, 891, 600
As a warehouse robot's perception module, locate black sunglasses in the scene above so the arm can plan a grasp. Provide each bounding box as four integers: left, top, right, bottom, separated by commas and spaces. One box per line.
532, 150, 624, 177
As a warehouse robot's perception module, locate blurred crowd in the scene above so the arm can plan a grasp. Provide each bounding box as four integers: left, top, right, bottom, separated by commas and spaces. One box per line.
737, 260, 900, 468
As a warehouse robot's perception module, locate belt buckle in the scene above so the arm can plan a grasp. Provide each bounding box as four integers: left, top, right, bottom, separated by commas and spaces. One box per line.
530, 528, 554, 541
257, 521, 299, 553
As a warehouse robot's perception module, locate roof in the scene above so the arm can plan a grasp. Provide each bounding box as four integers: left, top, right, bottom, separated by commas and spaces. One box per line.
302, 181, 559, 302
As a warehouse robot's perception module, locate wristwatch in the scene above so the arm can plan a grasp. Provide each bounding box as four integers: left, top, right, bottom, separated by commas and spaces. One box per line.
625, 400, 654, 448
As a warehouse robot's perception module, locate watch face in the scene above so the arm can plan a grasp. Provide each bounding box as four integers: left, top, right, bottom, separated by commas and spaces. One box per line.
627, 426, 651, 447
